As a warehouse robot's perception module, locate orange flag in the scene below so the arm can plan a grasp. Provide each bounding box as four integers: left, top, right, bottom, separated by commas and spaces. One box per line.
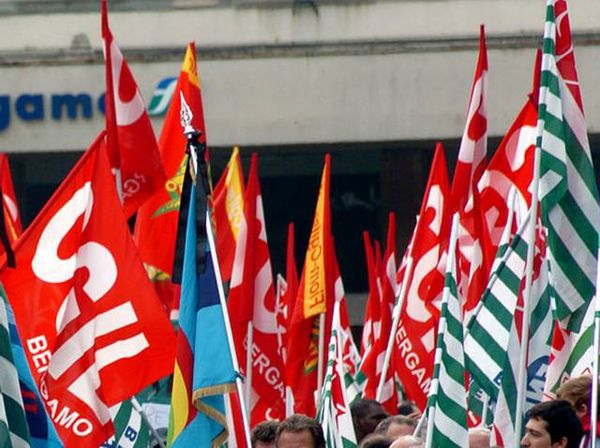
286, 154, 334, 416
213, 147, 245, 283
133, 43, 206, 315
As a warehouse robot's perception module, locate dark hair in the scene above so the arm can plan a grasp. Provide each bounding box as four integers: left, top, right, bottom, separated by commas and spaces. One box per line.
275, 414, 325, 448
358, 433, 391, 448
374, 415, 417, 435
252, 421, 280, 447
527, 400, 583, 448
397, 400, 418, 416
351, 399, 384, 419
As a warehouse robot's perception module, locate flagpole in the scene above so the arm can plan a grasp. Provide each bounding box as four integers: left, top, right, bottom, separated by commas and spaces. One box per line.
591, 236, 600, 446
184, 119, 252, 446
207, 217, 252, 447
317, 312, 326, 400
425, 212, 460, 448
376, 256, 414, 401
245, 322, 254, 418
130, 397, 166, 448
513, 116, 542, 448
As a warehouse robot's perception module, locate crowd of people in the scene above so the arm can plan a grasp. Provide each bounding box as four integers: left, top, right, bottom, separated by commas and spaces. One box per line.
248, 374, 600, 448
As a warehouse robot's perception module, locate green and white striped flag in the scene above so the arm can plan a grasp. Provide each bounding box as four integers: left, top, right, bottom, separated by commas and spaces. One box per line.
317, 302, 358, 448
491, 247, 553, 446
0, 292, 30, 448
537, 0, 600, 332
103, 400, 150, 448
426, 224, 468, 448
464, 213, 532, 399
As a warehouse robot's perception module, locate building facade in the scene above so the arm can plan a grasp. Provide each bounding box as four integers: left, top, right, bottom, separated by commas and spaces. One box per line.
2, 0, 600, 321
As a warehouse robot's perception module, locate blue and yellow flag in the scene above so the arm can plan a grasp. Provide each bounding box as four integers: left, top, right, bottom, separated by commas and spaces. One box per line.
168, 184, 237, 447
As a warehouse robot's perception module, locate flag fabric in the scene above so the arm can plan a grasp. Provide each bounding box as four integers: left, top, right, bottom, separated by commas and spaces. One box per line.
168, 181, 238, 447
0, 284, 30, 448
451, 25, 488, 212
227, 153, 285, 424
451, 26, 493, 321
0, 154, 22, 244
359, 231, 380, 360
464, 213, 534, 399
537, 0, 600, 331
213, 147, 245, 283
101, 0, 166, 217
0, 134, 176, 447
477, 92, 537, 252
286, 154, 334, 416
101, 400, 149, 448
394, 143, 451, 411
276, 222, 298, 366
134, 43, 206, 316
317, 301, 358, 448
3, 285, 62, 448
357, 213, 398, 413
426, 221, 468, 448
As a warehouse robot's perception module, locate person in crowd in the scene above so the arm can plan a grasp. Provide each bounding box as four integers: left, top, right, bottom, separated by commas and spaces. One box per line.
252, 420, 280, 448
375, 415, 417, 440
468, 427, 491, 448
358, 433, 392, 448
275, 414, 325, 448
389, 435, 424, 448
351, 399, 390, 443
397, 400, 422, 420
556, 374, 600, 447
520, 400, 583, 448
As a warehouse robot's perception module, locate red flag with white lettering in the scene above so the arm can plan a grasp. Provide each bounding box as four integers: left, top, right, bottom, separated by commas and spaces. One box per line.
227, 153, 285, 424
394, 143, 451, 411
101, 0, 166, 217
0, 153, 22, 244
1, 133, 176, 447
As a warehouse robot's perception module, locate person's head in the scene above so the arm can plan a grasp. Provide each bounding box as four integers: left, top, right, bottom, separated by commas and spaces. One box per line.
275, 414, 325, 448
358, 433, 392, 448
375, 416, 417, 440
556, 375, 595, 424
397, 401, 419, 417
389, 435, 424, 448
520, 400, 583, 448
468, 428, 491, 448
351, 399, 390, 443
252, 421, 280, 448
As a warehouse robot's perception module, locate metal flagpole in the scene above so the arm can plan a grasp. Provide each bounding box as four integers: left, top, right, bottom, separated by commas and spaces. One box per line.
591, 237, 600, 446
245, 322, 254, 418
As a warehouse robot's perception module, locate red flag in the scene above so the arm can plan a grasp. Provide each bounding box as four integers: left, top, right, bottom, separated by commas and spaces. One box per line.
1, 134, 176, 447
276, 222, 298, 365
213, 147, 245, 283
359, 213, 398, 413
394, 143, 451, 411
133, 43, 205, 315
0, 153, 22, 244
101, 0, 166, 217
360, 231, 380, 359
227, 153, 285, 424
286, 154, 334, 416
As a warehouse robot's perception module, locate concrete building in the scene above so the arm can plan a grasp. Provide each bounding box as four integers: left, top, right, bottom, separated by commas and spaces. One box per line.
1, 0, 599, 321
